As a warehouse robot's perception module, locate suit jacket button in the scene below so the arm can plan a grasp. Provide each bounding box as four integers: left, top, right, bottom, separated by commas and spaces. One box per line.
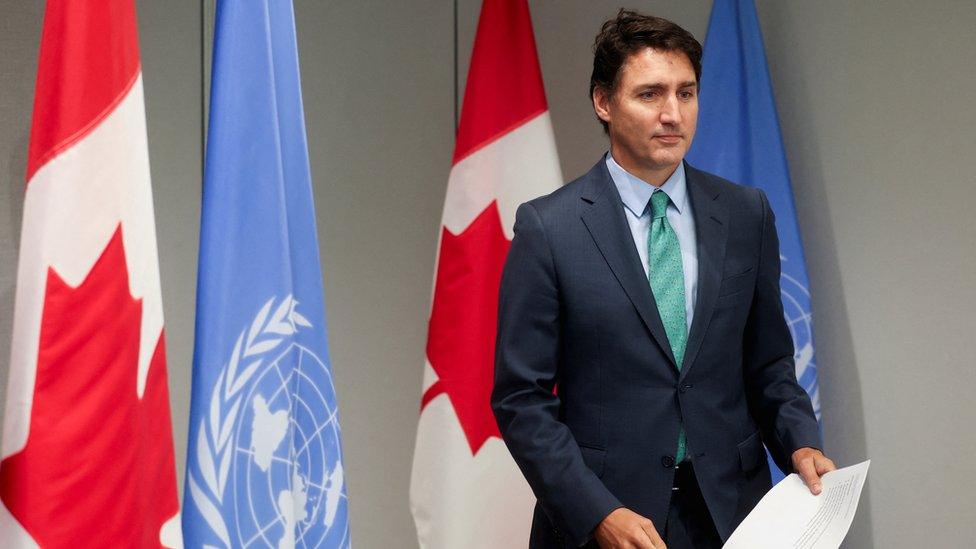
680, 383, 693, 393
661, 455, 675, 468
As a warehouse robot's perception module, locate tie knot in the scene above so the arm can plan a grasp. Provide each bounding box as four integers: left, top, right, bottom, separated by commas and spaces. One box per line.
650, 190, 670, 219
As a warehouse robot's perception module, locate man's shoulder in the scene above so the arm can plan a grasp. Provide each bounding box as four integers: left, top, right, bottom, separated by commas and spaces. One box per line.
521, 159, 608, 218
519, 159, 768, 220
685, 163, 765, 214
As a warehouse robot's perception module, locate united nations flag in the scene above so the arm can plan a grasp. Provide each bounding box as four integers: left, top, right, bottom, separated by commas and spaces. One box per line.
687, 0, 823, 482
182, 2, 350, 547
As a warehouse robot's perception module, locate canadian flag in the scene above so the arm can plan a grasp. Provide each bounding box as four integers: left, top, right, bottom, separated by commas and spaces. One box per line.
409, 0, 562, 546
0, 1, 180, 547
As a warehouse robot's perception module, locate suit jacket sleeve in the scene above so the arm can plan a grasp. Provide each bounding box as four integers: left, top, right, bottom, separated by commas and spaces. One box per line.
743, 189, 823, 473
491, 202, 621, 546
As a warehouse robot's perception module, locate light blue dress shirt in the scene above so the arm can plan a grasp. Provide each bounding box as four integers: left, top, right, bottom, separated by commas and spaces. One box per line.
606, 153, 698, 330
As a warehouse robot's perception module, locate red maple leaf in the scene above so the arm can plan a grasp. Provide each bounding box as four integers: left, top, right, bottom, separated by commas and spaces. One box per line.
424, 202, 511, 455
0, 226, 178, 547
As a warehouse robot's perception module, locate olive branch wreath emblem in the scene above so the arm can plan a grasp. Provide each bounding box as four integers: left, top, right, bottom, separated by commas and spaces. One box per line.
187, 295, 311, 547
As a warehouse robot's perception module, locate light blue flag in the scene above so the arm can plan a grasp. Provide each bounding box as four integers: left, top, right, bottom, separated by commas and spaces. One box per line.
687, 0, 821, 482
182, 2, 350, 547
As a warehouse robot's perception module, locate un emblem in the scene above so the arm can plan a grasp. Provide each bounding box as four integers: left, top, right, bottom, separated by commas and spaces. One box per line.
188, 296, 349, 548
779, 257, 821, 420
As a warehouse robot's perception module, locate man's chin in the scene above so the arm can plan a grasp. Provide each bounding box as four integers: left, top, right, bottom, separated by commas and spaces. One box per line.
646, 152, 686, 170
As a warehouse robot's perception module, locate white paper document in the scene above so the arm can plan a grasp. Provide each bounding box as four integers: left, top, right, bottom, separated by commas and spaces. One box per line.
723, 460, 870, 549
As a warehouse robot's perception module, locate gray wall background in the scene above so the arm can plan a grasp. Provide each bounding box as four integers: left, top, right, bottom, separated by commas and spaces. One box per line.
1, 1, 974, 547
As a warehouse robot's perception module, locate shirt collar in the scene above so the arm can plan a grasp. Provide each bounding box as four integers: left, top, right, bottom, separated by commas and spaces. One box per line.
605, 152, 688, 217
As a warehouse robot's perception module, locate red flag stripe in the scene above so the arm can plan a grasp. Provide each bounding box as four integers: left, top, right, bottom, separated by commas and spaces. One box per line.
452, 0, 548, 165
26, 0, 141, 182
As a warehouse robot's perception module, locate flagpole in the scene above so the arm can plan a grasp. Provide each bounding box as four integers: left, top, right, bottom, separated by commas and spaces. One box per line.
453, 0, 459, 134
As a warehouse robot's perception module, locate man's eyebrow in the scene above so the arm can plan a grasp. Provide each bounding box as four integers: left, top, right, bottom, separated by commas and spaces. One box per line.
635, 83, 666, 91
634, 81, 698, 90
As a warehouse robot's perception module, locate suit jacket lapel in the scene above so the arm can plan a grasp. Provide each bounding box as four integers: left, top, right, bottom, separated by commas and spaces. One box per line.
579, 161, 679, 369
680, 163, 729, 380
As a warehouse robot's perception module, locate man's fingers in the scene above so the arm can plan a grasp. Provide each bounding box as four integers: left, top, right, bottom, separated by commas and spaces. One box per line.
795, 457, 822, 495
815, 456, 837, 475
623, 527, 653, 549
595, 508, 666, 549
639, 520, 666, 549
792, 449, 839, 496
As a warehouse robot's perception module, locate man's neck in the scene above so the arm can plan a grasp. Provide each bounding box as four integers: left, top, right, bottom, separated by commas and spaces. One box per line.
608, 149, 680, 187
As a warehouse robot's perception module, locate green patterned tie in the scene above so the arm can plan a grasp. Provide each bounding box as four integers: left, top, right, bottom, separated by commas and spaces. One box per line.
647, 190, 688, 463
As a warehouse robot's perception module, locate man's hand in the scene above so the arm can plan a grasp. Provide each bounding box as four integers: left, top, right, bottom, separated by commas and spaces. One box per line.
593, 507, 666, 549
791, 447, 836, 495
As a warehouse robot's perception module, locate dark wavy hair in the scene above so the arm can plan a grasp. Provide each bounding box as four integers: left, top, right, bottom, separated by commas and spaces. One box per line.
590, 9, 703, 132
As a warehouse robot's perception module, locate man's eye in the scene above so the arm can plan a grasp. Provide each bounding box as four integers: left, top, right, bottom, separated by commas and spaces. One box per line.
640, 91, 658, 99
679, 90, 696, 99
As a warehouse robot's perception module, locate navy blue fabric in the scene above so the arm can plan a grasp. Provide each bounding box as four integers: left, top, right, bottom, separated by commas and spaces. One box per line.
491, 160, 821, 547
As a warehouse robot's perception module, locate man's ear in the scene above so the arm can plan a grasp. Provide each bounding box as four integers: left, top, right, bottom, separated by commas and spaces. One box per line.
592, 86, 612, 125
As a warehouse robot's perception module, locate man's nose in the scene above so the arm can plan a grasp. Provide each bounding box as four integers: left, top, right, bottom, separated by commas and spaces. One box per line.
659, 94, 682, 125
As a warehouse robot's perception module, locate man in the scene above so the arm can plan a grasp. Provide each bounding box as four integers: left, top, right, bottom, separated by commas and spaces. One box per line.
491, 10, 834, 549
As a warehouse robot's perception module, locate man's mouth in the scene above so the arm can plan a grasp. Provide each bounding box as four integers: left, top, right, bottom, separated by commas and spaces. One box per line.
653, 134, 682, 144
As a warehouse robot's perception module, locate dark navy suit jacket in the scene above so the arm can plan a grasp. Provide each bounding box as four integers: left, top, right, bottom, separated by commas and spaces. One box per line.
491, 160, 821, 547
